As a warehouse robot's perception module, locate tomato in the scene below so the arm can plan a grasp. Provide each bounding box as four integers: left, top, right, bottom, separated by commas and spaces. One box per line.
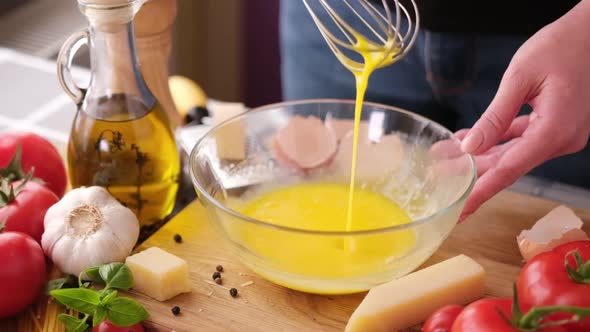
92, 320, 145, 332
451, 298, 566, 332
0, 231, 46, 318
518, 240, 590, 332
423, 305, 464, 332
519, 241, 590, 331
0, 178, 59, 243
0, 132, 67, 198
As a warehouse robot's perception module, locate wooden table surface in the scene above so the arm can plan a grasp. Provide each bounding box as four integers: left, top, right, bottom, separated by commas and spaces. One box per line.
5, 77, 589, 331
3, 189, 590, 332
106, 190, 590, 331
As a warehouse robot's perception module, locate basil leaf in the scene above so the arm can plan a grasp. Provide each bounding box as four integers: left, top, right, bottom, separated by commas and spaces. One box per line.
99, 263, 133, 290
50, 288, 100, 315
93, 306, 107, 327
100, 289, 118, 304
98, 263, 124, 283
46, 278, 68, 294
106, 297, 149, 327
83, 266, 105, 284
46, 275, 77, 294
58, 314, 89, 332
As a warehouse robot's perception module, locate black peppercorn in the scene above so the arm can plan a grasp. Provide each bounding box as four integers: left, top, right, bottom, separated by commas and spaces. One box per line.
229, 288, 238, 298
173, 234, 182, 243
215, 277, 222, 285
212, 271, 221, 280
216, 265, 224, 272
171, 305, 181, 316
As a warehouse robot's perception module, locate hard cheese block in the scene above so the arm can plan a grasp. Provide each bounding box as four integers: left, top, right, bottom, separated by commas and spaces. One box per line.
125, 247, 192, 301
212, 102, 246, 160
345, 254, 485, 332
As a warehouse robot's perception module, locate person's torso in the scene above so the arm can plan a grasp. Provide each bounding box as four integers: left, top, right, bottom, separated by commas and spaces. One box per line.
373, 0, 580, 35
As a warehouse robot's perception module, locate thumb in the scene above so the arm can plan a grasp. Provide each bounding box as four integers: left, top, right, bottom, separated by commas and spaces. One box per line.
461, 67, 533, 154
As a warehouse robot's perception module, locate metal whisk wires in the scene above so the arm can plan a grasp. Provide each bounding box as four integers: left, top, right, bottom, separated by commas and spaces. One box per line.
302, 0, 419, 72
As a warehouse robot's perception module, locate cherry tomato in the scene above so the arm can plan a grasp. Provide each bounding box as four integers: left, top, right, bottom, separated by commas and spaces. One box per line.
0, 231, 46, 318
92, 320, 145, 332
451, 298, 566, 332
423, 305, 464, 332
0, 178, 59, 243
518, 240, 590, 332
0, 132, 67, 198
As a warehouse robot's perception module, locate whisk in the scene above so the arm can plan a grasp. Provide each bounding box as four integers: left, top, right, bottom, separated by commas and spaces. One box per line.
302, 0, 419, 72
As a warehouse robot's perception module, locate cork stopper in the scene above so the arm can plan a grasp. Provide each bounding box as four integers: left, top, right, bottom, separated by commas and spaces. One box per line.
78, 0, 146, 27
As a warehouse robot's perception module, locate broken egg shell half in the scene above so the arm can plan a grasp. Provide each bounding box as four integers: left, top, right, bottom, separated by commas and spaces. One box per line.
273, 115, 338, 170
329, 129, 405, 182
517, 205, 589, 262
325, 117, 369, 142
272, 135, 305, 170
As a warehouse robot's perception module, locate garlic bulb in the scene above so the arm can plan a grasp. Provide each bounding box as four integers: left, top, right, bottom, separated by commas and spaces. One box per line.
41, 186, 140, 276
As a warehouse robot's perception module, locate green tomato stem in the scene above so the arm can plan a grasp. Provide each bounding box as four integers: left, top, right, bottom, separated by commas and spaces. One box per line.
0, 145, 26, 181
520, 305, 590, 328
0, 170, 33, 208
81, 313, 90, 331
78, 272, 84, 289
565, 250, 590, 284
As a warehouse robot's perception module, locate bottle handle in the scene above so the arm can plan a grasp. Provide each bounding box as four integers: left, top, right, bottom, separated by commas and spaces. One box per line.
57, 29, 90, 105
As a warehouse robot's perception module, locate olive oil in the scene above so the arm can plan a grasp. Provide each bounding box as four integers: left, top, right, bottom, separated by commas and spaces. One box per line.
68, 94, 180, 227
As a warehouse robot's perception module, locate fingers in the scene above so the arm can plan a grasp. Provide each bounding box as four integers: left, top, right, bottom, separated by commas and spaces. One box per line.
461, 67, 534, 154
430, 116, 529, 190
456, 115, 530, 148
472, 139, 520, 176
455, 129, 469, 140
460, 118, 556, 220
500, 115, 530, 141
430, 138, 463, 160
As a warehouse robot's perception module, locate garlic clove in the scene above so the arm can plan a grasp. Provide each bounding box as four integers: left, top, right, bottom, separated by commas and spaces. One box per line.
92, 223, 132, 262
48, 235, 78, 275
81, 186, 112, 209
43, 188, 83, 229
84, 231, 128, 271
517, 205, 590, 261
101, 205, 139, 253
41, 216, 65, 256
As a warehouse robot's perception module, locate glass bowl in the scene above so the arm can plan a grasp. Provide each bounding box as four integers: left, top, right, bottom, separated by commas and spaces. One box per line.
189, 99, 476, 295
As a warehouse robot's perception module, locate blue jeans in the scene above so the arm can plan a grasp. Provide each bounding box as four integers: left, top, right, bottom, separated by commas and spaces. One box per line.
279, 0, 590, 188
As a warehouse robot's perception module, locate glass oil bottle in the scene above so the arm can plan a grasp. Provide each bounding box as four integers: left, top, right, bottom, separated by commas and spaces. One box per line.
57, 0, 180, 231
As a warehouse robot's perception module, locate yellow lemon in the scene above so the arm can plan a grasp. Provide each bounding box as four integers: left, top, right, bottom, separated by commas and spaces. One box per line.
168, 75, 208, 119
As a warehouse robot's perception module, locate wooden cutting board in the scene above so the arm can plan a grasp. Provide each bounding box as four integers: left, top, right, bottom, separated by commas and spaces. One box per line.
122, 190, 590, 332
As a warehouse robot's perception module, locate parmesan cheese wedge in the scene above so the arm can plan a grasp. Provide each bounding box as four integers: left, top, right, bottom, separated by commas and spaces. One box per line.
125, 247, 192, 302
345, 255, 485, 332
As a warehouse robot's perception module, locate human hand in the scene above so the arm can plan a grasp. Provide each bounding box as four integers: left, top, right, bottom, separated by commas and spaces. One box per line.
458, 0, 590, 221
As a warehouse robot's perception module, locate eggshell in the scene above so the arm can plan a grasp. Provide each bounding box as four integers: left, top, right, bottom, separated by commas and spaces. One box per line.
273, 115, 338, 170
325, 117, 369, 141
517, 205, 589, 261
272, 135, 302, 170
330, 130, 405, 182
